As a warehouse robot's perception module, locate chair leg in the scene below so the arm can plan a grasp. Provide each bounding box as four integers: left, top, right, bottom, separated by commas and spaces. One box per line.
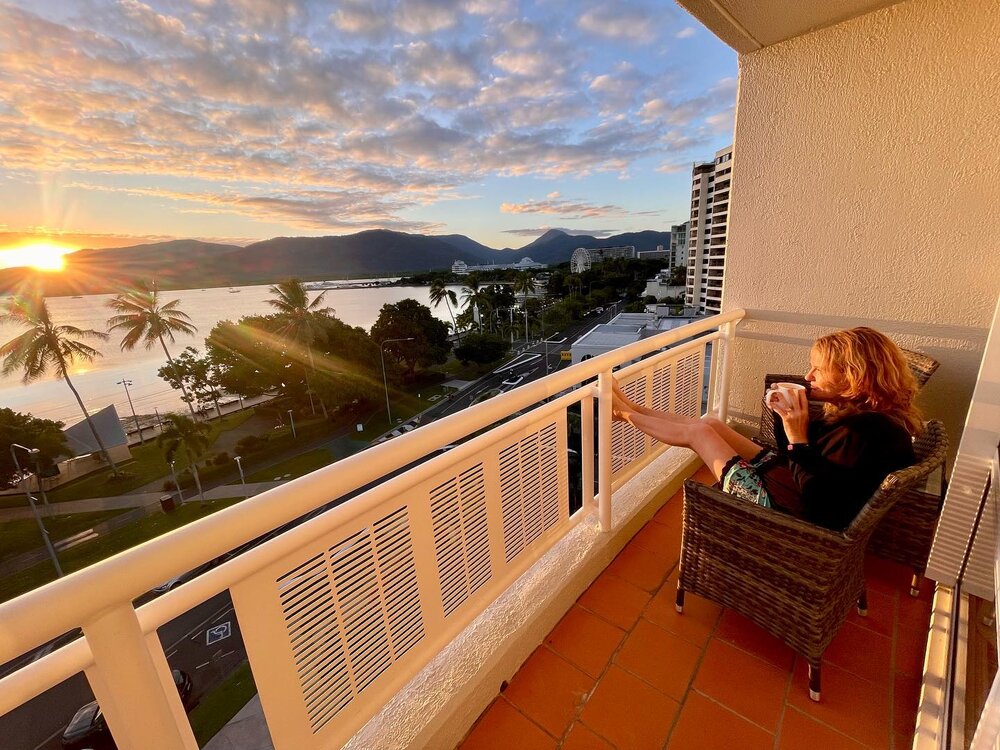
675, 584, 685, 614
910, 573, 921, 598
808, 663, 821, 702
857, 588, 868, 617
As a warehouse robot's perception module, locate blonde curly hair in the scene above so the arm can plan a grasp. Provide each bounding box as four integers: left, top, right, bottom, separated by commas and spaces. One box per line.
813, 327, 923, 436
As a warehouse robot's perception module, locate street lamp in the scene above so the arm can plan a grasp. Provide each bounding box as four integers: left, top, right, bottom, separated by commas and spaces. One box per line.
170, 460, 185, 504
10, 444, 62, 576
380, 337, 415, 425
234, 455, 247, 499
117, 379, 143, 445
287, 409, 297, 438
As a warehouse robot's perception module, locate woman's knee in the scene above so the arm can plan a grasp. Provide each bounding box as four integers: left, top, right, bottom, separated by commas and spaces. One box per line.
701, 415, 724, 432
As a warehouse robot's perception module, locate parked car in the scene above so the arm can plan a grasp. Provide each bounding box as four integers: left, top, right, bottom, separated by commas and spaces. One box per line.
61, 670, 193, 749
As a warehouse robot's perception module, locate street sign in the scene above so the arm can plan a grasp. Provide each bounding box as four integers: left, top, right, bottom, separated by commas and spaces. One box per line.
206, 622, 231, 646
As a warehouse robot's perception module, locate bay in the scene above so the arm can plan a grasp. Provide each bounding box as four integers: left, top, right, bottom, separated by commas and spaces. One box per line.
0, 282, 466, 425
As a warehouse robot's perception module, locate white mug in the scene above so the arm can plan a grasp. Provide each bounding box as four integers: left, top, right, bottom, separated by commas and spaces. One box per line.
767, 382, 807, 411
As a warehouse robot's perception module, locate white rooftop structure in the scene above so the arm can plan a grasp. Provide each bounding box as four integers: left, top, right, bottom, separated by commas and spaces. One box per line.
570, 311, 704, 364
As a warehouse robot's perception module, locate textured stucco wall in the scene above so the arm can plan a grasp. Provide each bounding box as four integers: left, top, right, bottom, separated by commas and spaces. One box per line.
722, 0, 1000, 453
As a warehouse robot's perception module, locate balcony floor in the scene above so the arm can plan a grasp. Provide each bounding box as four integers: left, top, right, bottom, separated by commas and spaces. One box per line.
458, 467, 931, 750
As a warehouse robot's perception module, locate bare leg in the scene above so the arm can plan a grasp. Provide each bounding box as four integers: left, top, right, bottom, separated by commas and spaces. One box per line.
613, 379, 761, 462
618, 409, 740, 481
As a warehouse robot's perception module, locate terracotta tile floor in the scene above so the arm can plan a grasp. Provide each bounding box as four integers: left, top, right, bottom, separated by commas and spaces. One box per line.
459, 467, 932, 750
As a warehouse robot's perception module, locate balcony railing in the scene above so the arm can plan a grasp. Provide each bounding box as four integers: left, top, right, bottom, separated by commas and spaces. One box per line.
0, 311, 743, 750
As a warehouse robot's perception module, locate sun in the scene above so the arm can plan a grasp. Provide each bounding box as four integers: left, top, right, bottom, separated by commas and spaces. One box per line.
0, 242, 74, 272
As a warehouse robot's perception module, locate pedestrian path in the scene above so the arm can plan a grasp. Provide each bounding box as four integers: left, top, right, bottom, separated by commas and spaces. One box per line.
0, 481, 285, 521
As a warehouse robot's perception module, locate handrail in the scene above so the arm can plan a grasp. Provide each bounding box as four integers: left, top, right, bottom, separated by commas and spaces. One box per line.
0, 309, 744, 664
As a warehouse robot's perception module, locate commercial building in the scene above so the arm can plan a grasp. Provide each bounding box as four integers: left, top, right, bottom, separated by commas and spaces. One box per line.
569, 245, 636, 272
451, 257, 545, 276
685, 145, 732, 315
636, 244, 670, 262
670, 221, 689, 269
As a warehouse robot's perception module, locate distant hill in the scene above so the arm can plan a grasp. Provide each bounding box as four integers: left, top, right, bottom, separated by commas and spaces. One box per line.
0, 228, 673, 296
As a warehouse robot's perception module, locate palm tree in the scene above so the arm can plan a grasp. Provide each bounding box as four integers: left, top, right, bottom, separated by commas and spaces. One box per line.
1, 294, 121, 476
267, 278, 334, 418
513, 272, 537, 299
157, 413, 211, 504
461, 277, 488, 333
107, 282, 198, 418
429, 279, 459, 341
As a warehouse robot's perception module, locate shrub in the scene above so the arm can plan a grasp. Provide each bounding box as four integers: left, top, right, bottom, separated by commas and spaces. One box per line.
234, 435, 268, 454
162, 479, 177, 491
212, 451, 231, 466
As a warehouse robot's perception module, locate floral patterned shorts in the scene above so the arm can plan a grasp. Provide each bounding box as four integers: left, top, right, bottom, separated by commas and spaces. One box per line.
720, 449, 777, 508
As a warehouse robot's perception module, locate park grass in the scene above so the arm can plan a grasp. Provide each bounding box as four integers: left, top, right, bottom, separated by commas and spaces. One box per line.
243, 448, 334, 482
0, 498, 242, 604
189, 661, 257, 747
0, 410, 256, 507
0, 509, 125, 562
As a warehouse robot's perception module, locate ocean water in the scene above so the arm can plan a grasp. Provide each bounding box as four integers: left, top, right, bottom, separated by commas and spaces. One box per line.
0, 282, 465, 425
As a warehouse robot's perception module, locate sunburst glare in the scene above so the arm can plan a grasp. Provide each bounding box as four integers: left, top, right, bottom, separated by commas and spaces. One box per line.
0, 242, 74, 272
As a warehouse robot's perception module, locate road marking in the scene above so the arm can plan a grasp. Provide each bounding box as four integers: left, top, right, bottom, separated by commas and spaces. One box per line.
206, 622, 231, 646
166, 649, 177, 660
211, 607, 233, 624
33, 726, 65, 750
217, 649, 236, 660
170, 599, 233, 650
196, 661, 211, 670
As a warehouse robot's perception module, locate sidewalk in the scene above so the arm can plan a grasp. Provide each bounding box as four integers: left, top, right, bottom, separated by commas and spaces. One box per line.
203, 695, 272, 750
0, 481, 285, 521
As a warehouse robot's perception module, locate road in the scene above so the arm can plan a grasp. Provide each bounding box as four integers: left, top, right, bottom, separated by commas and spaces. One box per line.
1, 304, 621, 749
2, 591, 246, 749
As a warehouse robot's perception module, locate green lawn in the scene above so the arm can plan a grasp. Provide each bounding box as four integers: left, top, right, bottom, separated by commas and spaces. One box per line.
0, 509, 125, 562
0, 498, 242, 604
0, 410, 256, 507
189, 661, 257, 747
243, 448, 334, 482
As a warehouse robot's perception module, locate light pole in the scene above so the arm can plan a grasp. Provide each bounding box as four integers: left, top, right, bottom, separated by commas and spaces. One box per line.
234, 455, 247, 499
170, 460, 185, 503
117, 379, 143, 445
287, 409, 297, 438
10, 444, 62, 576
380, 337, 415, 425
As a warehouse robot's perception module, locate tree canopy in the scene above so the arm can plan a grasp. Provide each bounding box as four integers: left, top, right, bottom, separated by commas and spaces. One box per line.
370, 298, 450, 376
0, 408, 70, 488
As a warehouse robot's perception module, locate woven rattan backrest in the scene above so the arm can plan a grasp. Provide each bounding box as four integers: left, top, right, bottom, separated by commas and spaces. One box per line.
844, 420, 948, 540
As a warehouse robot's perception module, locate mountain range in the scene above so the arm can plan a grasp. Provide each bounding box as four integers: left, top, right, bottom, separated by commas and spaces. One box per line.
0, 228, 672, 296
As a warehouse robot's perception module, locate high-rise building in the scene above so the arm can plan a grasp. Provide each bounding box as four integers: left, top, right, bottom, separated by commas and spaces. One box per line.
685, 145, 732, 314
670, 222, 689, 269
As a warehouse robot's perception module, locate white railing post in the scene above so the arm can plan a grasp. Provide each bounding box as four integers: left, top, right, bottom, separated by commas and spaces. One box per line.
581, 393, 595, 512
597, 371, 613, 531
714, 320, 737, 421
82, 604, 197, 750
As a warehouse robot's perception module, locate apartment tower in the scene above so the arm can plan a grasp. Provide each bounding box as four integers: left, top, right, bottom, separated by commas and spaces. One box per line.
685, 145, 732, 314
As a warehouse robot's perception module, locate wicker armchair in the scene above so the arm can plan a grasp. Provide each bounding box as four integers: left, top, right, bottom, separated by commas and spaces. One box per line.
676, 420, 948, 701
756, 348, 945, 595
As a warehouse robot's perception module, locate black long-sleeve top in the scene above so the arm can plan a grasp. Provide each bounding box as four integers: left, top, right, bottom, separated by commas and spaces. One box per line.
762, 411, 916, 531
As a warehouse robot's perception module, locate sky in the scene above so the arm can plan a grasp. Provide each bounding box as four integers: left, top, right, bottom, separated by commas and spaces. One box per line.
0, 0, 737, 266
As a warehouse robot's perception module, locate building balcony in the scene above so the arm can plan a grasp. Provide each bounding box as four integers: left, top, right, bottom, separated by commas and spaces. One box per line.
0, 309, 968, 750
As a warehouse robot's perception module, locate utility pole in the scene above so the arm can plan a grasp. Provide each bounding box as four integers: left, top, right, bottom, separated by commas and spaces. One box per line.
117, 379, 143, 444
10, 444, 62, 576
380, 337, 415, 425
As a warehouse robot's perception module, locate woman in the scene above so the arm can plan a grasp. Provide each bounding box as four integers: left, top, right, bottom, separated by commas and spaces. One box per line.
612, 327, 922, 530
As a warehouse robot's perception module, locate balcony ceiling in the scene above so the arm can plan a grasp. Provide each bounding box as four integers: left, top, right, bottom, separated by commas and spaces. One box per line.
677, 0, 904, 52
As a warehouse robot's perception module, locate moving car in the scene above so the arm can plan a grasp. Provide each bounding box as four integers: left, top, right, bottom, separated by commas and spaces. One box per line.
501, 374, 524, 387
61, 670, 193, 749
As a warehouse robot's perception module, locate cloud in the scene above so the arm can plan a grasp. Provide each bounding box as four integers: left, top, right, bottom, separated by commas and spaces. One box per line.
578, 2, 662, 44
676, 26, 696, 39
0, 3, 736, 241
500, 196, 628, 218
502, 226, 617, 238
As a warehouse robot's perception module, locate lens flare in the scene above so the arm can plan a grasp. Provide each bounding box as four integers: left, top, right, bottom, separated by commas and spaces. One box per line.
0, 242, 74, 272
